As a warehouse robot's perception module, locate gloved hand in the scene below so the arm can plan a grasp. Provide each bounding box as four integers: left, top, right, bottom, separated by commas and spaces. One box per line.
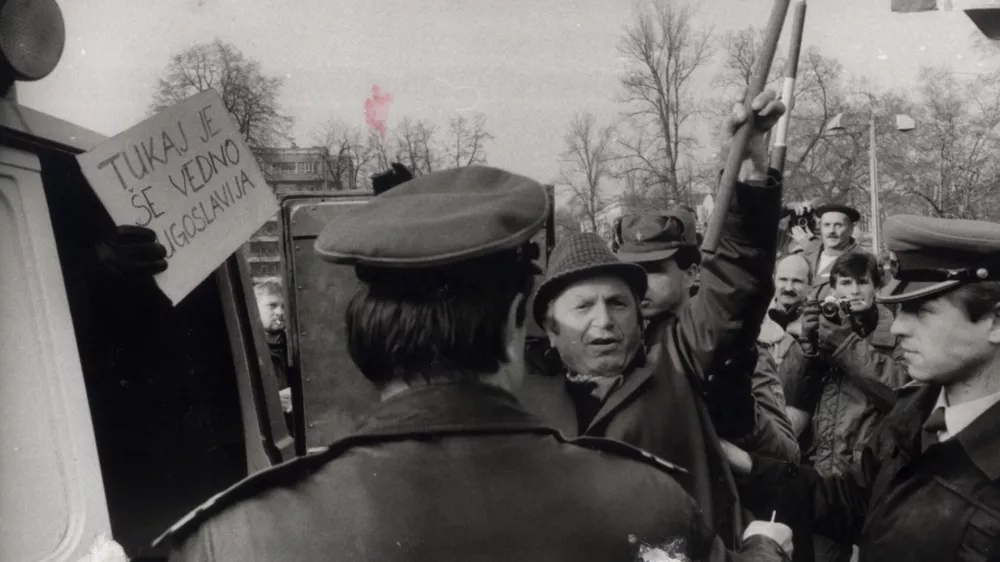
818, 310, 855, 353
800, 301, 820, 340
94, 225, 168, 277
704, 347, 758, 440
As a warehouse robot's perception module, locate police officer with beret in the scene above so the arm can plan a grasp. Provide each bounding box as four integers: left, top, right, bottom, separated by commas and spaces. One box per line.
154, 165, 793, 562
723, 214, 1000, 561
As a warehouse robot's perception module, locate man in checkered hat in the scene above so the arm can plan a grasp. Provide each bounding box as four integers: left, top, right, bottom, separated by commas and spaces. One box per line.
520, 90, 790, 550
724, 214, 1000, 561
155, 165, 792, 562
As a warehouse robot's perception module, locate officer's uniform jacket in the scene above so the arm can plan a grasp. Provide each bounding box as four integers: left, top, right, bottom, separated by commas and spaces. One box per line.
738, 382, 1000, 561
518, 177, 784, 549
156, 383, 789, 562
781, 304, 908, 477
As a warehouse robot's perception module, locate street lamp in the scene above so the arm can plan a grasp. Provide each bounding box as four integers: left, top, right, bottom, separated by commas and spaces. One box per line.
825, 107, 915, 253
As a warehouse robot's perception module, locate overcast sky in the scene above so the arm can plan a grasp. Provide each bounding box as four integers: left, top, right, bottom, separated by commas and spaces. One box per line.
21, 0, 994, 184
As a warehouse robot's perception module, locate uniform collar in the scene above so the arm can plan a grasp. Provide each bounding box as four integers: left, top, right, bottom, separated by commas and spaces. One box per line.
352, 381, 555, 438
934, 388, 1000, 479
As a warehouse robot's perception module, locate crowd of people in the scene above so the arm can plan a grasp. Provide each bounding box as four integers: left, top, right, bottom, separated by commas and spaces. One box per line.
146, 87, 1000, 562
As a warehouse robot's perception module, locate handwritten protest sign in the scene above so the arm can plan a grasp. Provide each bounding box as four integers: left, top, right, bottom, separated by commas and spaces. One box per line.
78, 89, 278, 305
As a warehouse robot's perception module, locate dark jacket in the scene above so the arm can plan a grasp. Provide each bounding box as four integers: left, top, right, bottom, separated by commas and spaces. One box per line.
518, 176, 784, 549
737, 383, 1000, 562
729, 347, 800, 464
158, 382, 788, 562
782, 305, 908, 476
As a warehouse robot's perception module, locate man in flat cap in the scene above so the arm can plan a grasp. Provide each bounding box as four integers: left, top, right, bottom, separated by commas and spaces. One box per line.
155, 166, 792, 562
520, 90, 790, 550
723, 214, 1000, 561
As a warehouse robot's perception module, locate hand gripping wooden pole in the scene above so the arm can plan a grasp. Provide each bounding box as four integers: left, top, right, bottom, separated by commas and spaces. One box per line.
701, 0, 791, 254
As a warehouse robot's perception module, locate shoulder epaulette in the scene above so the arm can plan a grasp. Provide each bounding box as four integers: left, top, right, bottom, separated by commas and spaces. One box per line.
152, 434, 375, 548
567, 435, 688, 475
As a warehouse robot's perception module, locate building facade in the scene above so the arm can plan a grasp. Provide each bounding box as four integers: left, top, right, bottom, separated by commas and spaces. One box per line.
246, 146, 360, 281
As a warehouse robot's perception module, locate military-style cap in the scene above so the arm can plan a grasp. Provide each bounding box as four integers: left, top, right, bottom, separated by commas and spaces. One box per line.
315, 166, 550, 267
813, 202, 861, 223
878, 214, 1000, 304
616, 208, 697, 263
533, 233, 647, 327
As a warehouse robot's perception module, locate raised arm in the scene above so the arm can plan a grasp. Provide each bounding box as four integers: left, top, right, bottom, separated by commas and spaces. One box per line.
665, 92, 786, 380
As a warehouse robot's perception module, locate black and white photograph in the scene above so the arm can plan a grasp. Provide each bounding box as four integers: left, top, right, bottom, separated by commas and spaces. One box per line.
2, 0, 999, 560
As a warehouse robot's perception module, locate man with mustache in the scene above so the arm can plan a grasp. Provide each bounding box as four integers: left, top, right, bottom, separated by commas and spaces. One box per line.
779, 251, 908, 562
800, 203, 872, 294
725, 214, 1000, 561
519, 90, 787, 550
759, 254, 813, 369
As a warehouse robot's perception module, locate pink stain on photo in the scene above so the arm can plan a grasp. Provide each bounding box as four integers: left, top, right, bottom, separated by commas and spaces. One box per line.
364, 84, 393, 137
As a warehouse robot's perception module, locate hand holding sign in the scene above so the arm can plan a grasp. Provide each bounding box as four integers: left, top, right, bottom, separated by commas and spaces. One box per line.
77, 89, 278, 305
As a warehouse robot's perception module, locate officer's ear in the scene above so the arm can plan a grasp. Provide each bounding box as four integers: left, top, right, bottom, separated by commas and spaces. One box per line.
504, 292, 528, 356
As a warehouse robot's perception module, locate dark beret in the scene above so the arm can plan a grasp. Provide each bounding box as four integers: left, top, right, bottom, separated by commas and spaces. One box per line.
878, 214, 1000, 304
813, 202, 861, 223
315, 166, 549, 268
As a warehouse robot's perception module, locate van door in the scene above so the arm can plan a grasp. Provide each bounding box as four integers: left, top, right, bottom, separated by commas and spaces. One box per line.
0, 145, 112, 562
282, 186, 554, 450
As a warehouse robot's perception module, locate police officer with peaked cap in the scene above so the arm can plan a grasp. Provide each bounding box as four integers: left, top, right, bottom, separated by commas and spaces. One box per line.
154, 165, 792, 562
723, 214, 1000, 561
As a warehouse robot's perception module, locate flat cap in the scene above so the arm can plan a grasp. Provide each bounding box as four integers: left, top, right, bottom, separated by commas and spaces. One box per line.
616, 208, 698, 263
533, 233, 646, 327
315, 166, 549, 267
814, 202, 860, 223
878, 214, 1000, 304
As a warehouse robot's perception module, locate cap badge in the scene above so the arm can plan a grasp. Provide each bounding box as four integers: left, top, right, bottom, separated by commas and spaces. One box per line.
635, 231, 644, 242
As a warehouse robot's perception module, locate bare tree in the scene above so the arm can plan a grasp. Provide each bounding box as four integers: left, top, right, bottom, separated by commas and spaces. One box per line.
559, 112, 618, 237
314, 119, 381, 190
554, 207, 585, 241
445, 114, 495, 167
880, 67, 1000, 220
715, 26, 784, 95
151, 39, 292, 148
617, 0, 714, 204
391, 118, 439, 175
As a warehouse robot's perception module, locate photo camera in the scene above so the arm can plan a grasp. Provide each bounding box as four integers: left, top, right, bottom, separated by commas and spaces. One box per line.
820, 297, 851, 319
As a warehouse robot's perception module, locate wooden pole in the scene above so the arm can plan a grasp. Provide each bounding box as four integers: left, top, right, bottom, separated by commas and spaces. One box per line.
702, 0, 791, 253
770, 0, 807, 173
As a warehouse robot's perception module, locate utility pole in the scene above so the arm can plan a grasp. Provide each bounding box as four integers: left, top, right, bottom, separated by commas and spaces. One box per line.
869, 112, 880, 253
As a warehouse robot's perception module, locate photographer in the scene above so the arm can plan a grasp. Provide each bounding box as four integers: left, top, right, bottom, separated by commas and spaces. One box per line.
779, 251, 908, 562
